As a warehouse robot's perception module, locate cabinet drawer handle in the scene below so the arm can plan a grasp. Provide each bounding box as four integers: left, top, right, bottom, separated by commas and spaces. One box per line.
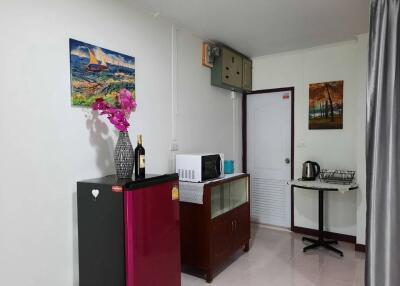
225, 75, 229, 79
236, 71, 240, 75
225, 66, 230, 70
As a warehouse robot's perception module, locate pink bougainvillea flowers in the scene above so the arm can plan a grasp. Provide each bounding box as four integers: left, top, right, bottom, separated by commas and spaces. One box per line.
118, 88, 137, 116
92, 98, 108, 111
91, 89, 136, 132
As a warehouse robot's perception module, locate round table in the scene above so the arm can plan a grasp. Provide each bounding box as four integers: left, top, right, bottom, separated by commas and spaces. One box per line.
290, 179, 358, 257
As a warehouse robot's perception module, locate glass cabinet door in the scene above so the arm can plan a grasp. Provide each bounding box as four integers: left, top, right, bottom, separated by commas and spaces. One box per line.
229, 177, 248, 209
210, 176, 249, 219
211, 183, 230, 219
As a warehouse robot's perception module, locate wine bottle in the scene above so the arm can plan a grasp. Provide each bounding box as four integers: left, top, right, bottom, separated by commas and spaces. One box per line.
134, 134, 145, 178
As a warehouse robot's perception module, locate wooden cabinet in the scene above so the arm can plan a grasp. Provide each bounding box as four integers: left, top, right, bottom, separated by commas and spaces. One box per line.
180, 174, 250, 283
210, 212, 234, 266
211, 46, 252, 92
232, 205, 251, 252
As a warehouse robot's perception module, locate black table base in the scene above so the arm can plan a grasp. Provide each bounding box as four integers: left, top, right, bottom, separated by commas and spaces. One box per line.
302, 237, 343, 256
292, 185, 350, 257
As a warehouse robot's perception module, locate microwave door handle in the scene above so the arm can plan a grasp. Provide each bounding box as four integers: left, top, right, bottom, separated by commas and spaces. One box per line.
215, 156, 222, 177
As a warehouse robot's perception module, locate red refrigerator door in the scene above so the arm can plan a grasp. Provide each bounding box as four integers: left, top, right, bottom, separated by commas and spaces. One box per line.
124, 180, 181, 286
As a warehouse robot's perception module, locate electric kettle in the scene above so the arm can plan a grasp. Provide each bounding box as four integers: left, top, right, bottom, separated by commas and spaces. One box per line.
302, 161, 320, 181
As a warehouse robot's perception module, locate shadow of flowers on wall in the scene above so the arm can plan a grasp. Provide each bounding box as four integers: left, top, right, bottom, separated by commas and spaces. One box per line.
85, 111, 115, 175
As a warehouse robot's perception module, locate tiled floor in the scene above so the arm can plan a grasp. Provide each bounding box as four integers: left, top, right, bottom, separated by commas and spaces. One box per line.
182, 225, 365, 286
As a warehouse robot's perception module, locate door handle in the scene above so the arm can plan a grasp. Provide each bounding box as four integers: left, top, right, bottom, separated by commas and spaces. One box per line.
285, 158, 290, 164
231, 220, 237, 231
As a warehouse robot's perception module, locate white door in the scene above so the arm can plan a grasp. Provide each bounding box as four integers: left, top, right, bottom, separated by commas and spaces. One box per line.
247, 90, 292, 227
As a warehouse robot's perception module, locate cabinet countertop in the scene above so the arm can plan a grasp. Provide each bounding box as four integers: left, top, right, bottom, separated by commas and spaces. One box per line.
179, 173, 247, 204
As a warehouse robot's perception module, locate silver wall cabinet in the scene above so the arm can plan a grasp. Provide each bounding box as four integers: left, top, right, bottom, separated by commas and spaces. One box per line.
242, 57, 252, 92
211, 46, 252, 93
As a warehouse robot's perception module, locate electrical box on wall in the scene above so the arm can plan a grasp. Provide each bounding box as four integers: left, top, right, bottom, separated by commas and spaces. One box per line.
211, 45, 252, 93
202, 42, 219, 68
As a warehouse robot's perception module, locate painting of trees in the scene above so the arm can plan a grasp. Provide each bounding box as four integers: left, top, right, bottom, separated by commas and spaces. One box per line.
309, 81, 343, 129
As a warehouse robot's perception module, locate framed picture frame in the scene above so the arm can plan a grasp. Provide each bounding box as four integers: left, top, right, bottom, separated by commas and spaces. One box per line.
69, 39, 135, 107
309, 80, 343, 129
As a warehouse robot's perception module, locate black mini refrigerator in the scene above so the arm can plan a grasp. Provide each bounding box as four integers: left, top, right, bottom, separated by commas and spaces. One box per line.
77, 174, 181, 286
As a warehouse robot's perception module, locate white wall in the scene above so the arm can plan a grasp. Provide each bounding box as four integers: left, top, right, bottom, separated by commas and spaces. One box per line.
173, 28, 241, 167
252, 38, 368, 238
0, 1, 239, 285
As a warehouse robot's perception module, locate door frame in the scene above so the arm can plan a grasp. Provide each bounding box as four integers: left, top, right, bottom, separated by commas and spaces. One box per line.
242, 87, 295, 229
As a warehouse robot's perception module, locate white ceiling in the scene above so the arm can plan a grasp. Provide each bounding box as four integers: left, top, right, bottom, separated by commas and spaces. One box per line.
130, 0, 369, 57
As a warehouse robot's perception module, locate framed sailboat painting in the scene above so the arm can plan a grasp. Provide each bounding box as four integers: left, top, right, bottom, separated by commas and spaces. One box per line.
69, 39, 135, 107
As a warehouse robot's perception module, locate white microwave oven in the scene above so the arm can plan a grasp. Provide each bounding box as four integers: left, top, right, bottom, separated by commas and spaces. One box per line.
176, 153, 224, 182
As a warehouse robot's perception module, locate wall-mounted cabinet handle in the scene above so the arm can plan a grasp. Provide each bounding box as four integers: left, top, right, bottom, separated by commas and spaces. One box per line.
232, 57, 235, 63
232, 221, 234, 231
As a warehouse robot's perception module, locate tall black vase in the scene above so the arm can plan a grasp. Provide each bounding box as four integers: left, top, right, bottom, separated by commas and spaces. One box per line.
114, 132, 134, 179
